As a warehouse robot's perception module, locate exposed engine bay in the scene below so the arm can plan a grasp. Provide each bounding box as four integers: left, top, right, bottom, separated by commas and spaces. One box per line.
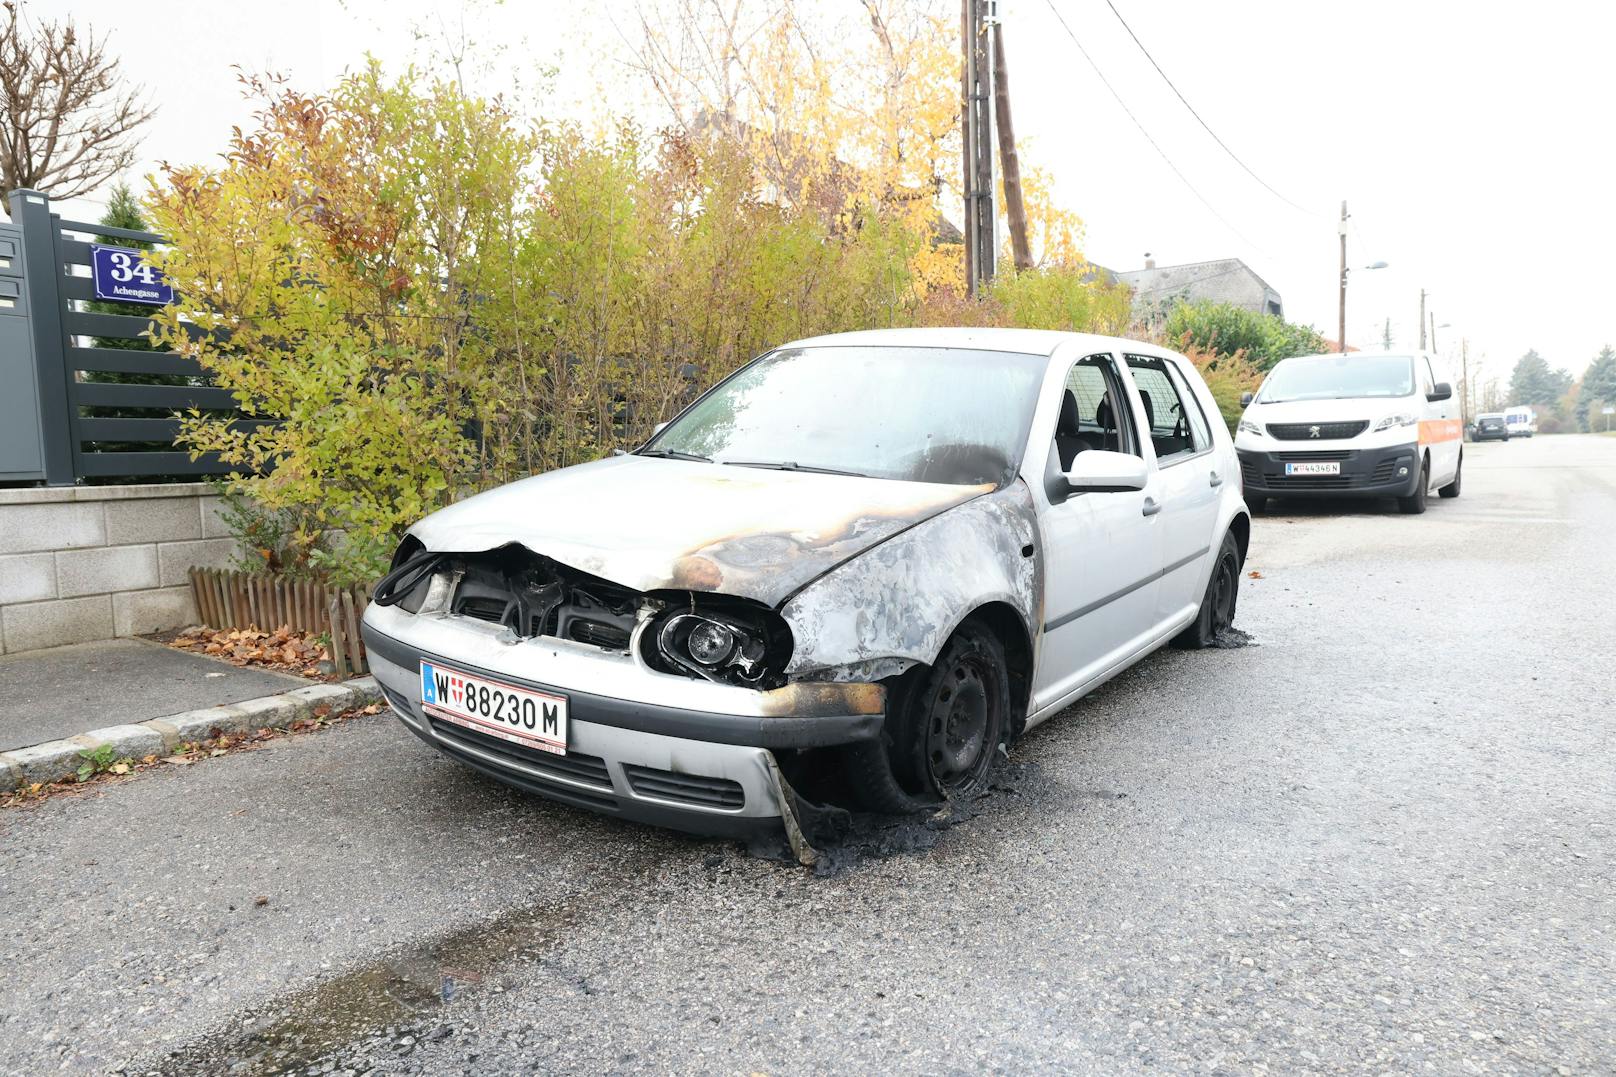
373, 541, 793, 690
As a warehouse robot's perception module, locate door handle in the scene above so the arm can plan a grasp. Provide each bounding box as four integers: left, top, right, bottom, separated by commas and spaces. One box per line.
1209, 471, 1223, 487
1142, 496, 1162, 517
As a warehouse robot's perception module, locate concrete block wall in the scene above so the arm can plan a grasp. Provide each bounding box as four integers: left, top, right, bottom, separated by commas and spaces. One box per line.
0, 483, 237, 654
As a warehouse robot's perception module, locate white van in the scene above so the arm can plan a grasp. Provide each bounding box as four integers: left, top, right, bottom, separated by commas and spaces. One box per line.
1504, 406, 1537, 438
1234, 351, 1462, 514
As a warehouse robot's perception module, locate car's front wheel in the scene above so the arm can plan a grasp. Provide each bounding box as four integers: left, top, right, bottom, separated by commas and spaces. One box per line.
1172, 530, 1241, 648
845, 620, 1010, 812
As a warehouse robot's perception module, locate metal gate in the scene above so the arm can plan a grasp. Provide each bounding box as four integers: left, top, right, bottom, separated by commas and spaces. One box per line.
5, 187, 237, 485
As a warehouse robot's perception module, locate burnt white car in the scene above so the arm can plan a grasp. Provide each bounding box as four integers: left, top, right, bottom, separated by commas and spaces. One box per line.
361, 329, 1250, 857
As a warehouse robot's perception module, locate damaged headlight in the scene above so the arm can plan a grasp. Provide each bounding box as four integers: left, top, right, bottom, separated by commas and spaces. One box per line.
646, 605, 791, 689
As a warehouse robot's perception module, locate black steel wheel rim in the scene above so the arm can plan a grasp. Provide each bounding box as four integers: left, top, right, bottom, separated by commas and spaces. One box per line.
926, 658, 993, 790
1211, 550, 1237, 631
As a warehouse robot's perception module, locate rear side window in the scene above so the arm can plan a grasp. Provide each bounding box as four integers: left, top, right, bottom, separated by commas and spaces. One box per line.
1166, 362, 1213, 451
1125, 355, 1209, 462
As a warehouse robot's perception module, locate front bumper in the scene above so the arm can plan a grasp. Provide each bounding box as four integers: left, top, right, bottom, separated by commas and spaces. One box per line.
1238, 442, 1421, 500
360, 604, 883, 838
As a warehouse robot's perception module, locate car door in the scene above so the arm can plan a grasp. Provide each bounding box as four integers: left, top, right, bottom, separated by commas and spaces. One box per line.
1124, 353, 1222, 628
1032, 352, 1165, 713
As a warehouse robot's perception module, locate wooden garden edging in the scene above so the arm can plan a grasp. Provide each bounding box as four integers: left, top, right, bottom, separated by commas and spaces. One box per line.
187, 568, 373, 676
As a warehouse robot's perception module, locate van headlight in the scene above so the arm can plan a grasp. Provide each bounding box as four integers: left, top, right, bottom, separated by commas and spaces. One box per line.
1372, 414, 1418, 431
1236, 418, 1263, 436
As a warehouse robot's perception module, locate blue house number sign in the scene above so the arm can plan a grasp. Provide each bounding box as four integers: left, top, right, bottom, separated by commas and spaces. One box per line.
90, 244, 174, 306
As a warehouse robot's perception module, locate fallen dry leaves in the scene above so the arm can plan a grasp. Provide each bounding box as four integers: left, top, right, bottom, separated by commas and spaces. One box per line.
1, 701, 386, 809
167, 625, 335, 680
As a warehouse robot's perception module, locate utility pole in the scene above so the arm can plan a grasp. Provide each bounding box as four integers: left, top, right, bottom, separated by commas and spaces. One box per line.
1337, 201, 1349, 352
993, 23, 1031, 271
1429, 312, 1438, 353
1419, 289, 1427, 350
1460, 337, 1470, 428
962, 0, 997, 296
960, 0, 972, 293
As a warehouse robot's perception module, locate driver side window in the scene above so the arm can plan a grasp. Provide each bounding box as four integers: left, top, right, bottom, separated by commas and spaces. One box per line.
1054, 353, 1140, 471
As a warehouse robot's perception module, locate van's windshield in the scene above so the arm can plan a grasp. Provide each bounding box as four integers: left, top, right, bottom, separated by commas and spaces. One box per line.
1257, 355, 1415, 403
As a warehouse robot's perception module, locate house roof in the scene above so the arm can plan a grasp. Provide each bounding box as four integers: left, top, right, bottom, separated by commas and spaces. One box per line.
1116, 257, 1278, 298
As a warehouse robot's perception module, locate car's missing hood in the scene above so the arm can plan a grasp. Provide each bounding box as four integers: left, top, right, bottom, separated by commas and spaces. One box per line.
409, 455, 993, 607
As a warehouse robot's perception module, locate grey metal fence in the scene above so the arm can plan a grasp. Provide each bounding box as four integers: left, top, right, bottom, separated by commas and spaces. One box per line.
4, 188, 238, 486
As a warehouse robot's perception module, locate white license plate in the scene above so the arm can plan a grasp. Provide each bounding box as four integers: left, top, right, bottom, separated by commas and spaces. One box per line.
1285, 461, 1341, 476
420, 660, 568, 755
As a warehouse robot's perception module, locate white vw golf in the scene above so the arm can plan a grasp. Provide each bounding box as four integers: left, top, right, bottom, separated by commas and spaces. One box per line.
361, 329, 1251, 858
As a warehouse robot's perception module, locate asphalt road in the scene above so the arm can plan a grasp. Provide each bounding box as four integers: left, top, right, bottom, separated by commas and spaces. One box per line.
3, 434, 1613, 1075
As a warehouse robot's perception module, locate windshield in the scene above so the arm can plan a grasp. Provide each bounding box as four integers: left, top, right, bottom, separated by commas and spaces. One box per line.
642, 346, 1046, 485
1258, 355, 1415, 403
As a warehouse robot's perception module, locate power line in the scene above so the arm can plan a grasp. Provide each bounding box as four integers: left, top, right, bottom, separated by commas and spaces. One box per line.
1039, 0, 1268, 256
1099, 0, 1326, 220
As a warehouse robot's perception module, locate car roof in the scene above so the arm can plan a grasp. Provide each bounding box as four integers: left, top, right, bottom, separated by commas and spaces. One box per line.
778, 326, 1168, 358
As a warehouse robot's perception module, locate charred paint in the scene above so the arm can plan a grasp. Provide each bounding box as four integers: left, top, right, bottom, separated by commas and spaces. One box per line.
757, 680, 886, 717
781, 481, 1042, 679
408, 454, 990, 608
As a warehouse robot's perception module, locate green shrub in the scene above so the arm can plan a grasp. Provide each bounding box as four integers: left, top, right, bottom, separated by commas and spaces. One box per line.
1164, 300, 1329, 371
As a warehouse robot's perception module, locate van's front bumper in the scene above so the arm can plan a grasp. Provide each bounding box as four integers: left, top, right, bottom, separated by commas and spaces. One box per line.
1238, 442, 1421, 500
359, 604, 883, 840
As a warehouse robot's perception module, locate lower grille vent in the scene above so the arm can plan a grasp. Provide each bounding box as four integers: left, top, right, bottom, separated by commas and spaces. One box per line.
428, 717, 613, 790
623, 764, 745, 810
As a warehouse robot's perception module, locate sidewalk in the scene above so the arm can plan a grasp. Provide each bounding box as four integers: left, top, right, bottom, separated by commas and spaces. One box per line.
0, 637, 380, 790
0, 638, 308, 752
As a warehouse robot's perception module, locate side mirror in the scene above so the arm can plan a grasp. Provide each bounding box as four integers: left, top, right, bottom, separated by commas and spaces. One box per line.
652, 421, 668, 435
1065, 449, 1149, 493
1427, 382, 1452, 402
1239, 391, 1254, 407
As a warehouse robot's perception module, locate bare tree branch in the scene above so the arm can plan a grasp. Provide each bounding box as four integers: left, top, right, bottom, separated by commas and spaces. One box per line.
0, 1, 156, 213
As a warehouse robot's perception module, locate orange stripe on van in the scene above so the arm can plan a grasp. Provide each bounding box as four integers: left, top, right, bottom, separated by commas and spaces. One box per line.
1418, 418, 1462, 445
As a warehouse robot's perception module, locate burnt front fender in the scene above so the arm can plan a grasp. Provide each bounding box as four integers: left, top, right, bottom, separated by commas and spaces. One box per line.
779, 481, 1042, 679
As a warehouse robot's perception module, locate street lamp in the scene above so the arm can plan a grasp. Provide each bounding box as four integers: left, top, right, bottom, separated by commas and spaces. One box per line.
1338, 261, 1388, 351
1338, 204, 1388, 351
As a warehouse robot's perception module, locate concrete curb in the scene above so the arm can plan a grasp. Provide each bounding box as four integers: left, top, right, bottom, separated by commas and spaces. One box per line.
0, 677, 381, 792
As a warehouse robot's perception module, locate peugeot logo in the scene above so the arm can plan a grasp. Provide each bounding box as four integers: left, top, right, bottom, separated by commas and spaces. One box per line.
1308, 425, 1321, 438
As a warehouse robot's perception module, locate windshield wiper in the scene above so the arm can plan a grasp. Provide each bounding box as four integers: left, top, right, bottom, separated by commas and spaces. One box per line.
721, 459, 869, 477
637, 448, 712, 462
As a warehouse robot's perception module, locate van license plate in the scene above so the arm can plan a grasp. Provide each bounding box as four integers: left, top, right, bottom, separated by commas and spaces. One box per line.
420, 661, 568, 755
1285, 461, 1340, 476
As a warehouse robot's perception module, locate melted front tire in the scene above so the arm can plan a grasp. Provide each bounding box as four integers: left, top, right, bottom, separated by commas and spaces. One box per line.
843, 621, 1010, 811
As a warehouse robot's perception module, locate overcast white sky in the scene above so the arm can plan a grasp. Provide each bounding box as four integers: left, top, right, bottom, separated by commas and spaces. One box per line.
52, 0, 1616, 391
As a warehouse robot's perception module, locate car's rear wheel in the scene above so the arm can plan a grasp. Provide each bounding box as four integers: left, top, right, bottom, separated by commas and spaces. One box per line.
1172, 530, 1241, 649
1438, 451, 1462, 498
1398, 458, 1430, 514
844, 621, 1010, 811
